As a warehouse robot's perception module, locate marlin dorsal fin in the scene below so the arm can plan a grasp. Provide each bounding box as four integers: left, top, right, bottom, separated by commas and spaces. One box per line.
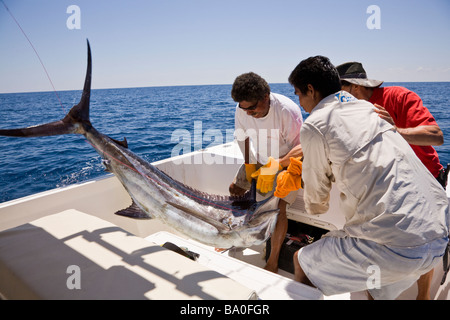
112, 137, 128, 148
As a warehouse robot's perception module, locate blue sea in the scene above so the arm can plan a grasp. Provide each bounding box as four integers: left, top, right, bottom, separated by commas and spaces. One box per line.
1, 82, 450, 203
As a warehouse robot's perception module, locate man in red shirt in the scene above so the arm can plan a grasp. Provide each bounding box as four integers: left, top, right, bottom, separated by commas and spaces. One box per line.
337, 61, 447, 299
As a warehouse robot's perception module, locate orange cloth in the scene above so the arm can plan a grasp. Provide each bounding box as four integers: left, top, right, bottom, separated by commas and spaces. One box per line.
251, 157, 282, 193
274, 157, 303, 198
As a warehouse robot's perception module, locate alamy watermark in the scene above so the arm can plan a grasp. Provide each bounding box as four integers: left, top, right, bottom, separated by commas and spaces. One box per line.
66, 265, 81, 290
367, 265, 381, 290
170, 121, 281, 165
66, 5, 81, 30
366, 5, 381, 30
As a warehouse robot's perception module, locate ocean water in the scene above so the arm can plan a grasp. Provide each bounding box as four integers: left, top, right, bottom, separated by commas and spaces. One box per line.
1, 82, 449, 202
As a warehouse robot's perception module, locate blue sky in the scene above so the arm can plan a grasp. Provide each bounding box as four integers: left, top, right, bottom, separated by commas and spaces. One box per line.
1, 0, 449, 93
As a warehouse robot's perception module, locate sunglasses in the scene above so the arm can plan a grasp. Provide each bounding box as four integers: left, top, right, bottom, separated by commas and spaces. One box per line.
238, 101, 259, 111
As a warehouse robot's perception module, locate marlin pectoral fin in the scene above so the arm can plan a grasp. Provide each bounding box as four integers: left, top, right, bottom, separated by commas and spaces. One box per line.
167, 201, 231, 232
115, 201, 151, 219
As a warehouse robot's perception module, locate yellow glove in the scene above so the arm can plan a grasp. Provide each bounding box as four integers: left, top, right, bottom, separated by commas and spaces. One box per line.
274, 157, 303, 198
244, 163, 256, 183
251, 157, 282, 193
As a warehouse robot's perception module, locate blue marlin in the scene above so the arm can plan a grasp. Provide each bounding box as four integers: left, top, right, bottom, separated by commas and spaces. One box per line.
0, 41, 279, 249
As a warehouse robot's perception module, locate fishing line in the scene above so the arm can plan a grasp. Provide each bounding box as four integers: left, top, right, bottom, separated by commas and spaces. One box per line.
1, 0, 66, 113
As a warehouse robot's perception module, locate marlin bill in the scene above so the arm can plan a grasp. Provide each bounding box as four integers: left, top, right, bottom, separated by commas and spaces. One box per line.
0, 40, 279, 249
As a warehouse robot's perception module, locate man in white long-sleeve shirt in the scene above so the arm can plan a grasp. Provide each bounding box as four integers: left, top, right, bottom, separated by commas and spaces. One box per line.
286, 56, 449, 300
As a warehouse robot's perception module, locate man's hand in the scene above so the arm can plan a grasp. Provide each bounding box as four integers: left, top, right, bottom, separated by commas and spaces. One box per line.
275, 157, 303, 198
251, 157, 282, 193
373, 103, 395, 126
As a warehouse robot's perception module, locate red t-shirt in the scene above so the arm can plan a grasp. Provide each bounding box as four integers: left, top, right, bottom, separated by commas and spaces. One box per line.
369, 86, 443, 177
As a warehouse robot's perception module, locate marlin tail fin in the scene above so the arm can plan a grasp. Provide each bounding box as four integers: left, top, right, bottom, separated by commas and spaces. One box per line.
0, 40, 92, 138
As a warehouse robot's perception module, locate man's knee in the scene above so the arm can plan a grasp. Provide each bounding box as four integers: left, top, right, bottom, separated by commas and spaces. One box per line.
293, 250, 302, 282
293, 250, 315, 287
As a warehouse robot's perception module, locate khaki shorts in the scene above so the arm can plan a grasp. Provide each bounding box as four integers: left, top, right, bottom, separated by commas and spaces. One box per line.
232, 163, 298, 205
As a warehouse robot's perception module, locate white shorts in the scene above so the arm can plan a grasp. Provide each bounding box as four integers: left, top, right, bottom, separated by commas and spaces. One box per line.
297, 235, 448, 300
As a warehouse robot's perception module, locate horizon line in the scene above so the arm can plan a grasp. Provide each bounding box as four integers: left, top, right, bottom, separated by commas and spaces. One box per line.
1, 81, 450, 95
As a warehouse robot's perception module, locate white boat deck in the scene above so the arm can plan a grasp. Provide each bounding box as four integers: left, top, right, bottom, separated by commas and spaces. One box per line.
0, 142, 448, 300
